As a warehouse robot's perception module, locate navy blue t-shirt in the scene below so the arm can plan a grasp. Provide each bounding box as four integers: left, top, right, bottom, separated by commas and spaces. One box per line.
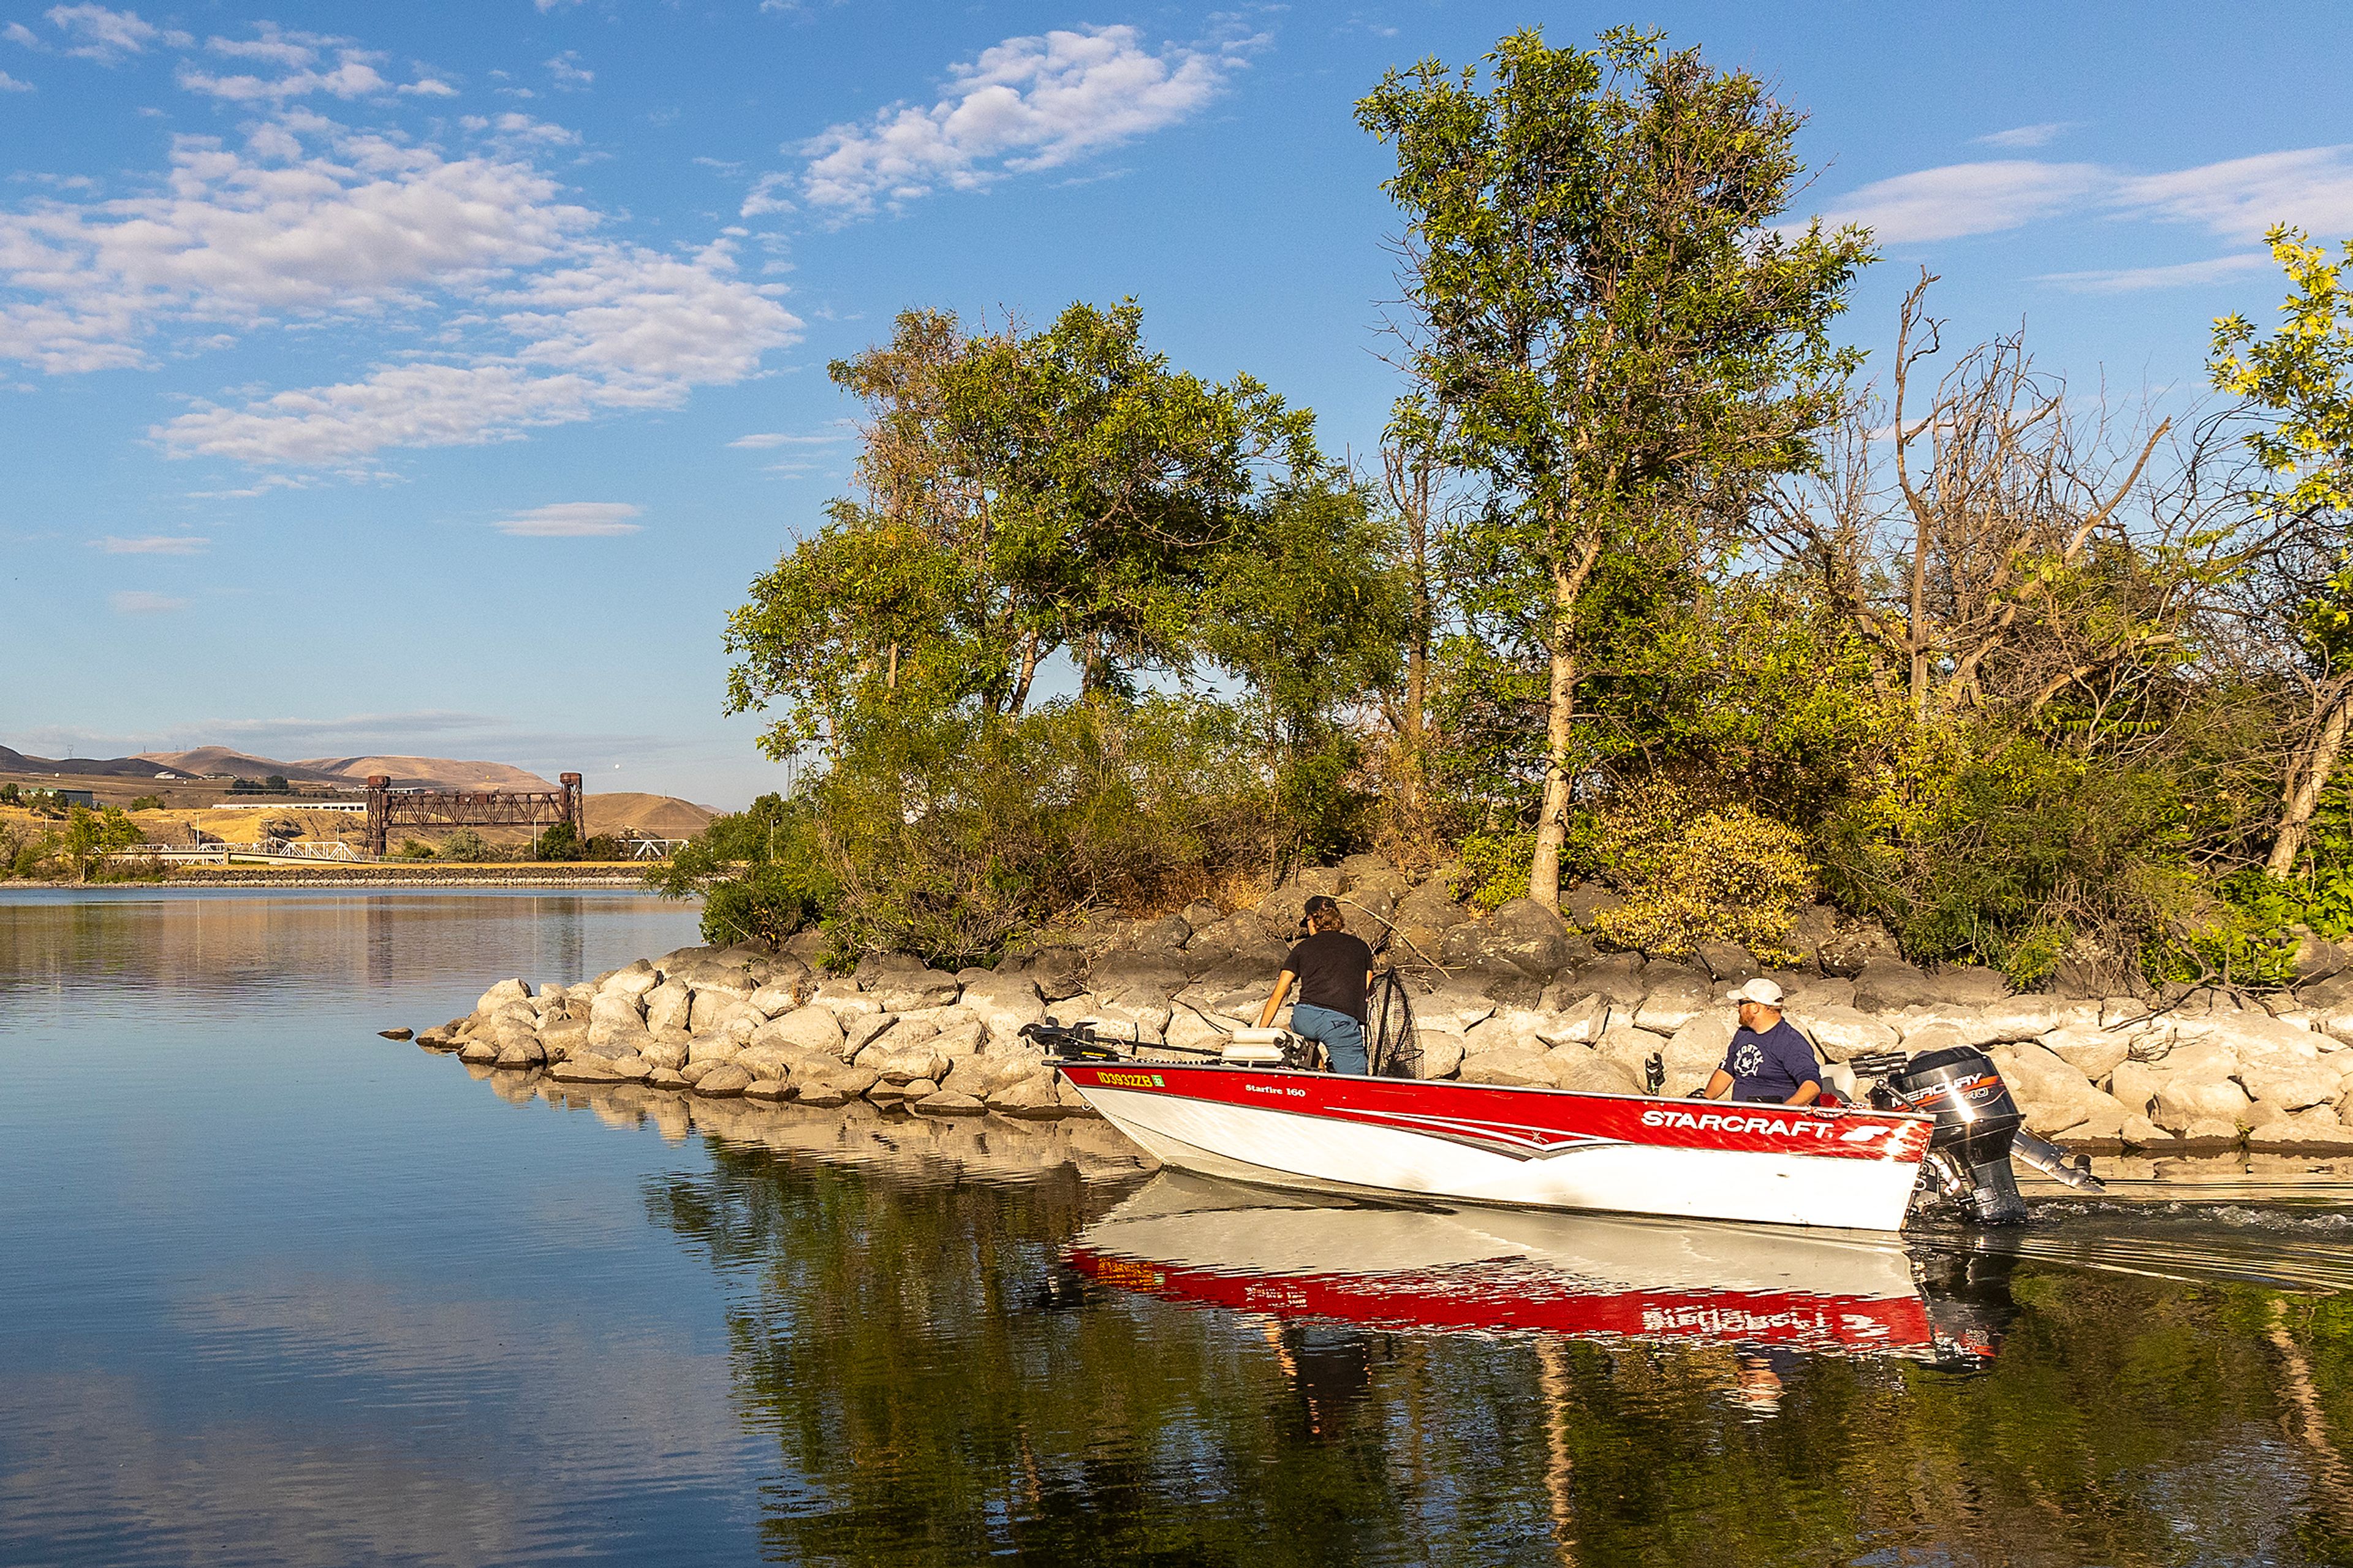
1721, 1020, 1821, 1102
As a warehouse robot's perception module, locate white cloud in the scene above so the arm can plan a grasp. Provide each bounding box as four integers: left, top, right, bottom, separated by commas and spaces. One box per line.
4, 23, 39, 48
739, 172, 794, 217
1974, 122, 2074, 150
154, 236, 799, 463
494, 502, 642, 537
0, 71, 31, 93
1814, 145, 2353, 263
728, 430, 844, 449
45, 5, 188, 63
534, 0, 583, 10
96, 534, 208, 553
0, 119, 597, 374
1814, 160, 2108, 244
545, 51, 592, 91
2035, 252, 2275, 293
398, 78, 457, 98
110, 589, 189, 613
2113, 146, 2353, 242
795, 24, 1237, 218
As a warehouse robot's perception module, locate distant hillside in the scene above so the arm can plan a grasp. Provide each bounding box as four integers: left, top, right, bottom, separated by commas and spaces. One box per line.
297, 754, 555, 791
131, 746, 347, 782
585, 792, 717, 839
135, 748, 551, 791
0, 744, 189, 778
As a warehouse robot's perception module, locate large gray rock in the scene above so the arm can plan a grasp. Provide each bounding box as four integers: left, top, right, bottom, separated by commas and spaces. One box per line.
642, 980, 692, 1036
2040, 1024, 2134, 1080
1800, 1006, 1900, 1063
1533, 993, 1610, 1048
1408, 988, 1493, 1034
1691, 941, 1759, 985
686, 983, 752, 1034
1631, 975, 1715, 1036
1852, 960, 1936, 1014
1561, 882, 1623, 930
599, 962, 661, 1002
474, 978, 531, 1014
870, 967, 960, 1013
857, 1039, 952, 1084
1418, 1032, 1468, 1079
686, 1034, 742, 1066
640, 1036, 691, 1072
843, 1012, 897, 1055
540, 1017, 589, 1062
1549, 1048, 1641, 1095
958, 973, 1046, 1046
2239, 1058, 2347, 1113
1441, 898, 1571, 980
693, 1062, 754, 1098
1578, 953, 1650, 1006
1460, 1016, 1525, 1058
987, 1072, 1071, 1118
752, 1007, 849, 1058
1088, 951, 1189, 1004
493, 1038, 546, 1070
1458, 1046, 1555, 1088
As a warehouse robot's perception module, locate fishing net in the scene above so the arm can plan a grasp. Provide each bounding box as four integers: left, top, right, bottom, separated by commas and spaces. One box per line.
1366, 968, 1423, 1080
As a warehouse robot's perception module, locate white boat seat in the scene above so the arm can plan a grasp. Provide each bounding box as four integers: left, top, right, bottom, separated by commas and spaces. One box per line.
1221, 1027, 1291, 1066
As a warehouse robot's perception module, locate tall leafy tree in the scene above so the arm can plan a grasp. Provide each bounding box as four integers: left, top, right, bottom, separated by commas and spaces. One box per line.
724, 301, 1332, 759
1357, 27, 1871, 907
2211, 225, 2353, 876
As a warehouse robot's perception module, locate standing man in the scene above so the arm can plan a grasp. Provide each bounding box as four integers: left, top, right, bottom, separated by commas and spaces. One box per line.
1256, 895, 1376, 1074
1700, 978, 1822, 1105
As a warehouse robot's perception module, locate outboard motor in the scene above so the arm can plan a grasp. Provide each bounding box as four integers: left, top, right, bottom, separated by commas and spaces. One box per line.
1877, 1046, 2034, 1224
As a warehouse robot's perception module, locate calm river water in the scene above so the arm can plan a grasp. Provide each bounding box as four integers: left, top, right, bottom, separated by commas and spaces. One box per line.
7, 887, 2353, 1567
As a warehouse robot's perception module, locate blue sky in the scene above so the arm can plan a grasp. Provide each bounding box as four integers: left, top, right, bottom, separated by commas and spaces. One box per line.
4, 1, 2351, 806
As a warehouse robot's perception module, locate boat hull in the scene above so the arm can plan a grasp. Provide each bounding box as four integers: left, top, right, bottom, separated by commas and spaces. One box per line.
1056, 1062, 1931, 1232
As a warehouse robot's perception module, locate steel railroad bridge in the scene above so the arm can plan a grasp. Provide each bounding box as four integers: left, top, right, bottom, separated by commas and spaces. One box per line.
363, 773, 582, 858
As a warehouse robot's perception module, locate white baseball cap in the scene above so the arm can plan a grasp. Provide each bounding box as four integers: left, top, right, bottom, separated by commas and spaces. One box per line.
1727, 978, 1784, 1007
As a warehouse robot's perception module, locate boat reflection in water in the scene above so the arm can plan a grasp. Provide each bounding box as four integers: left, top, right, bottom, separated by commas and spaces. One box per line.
1068, 1175, 2014, 1406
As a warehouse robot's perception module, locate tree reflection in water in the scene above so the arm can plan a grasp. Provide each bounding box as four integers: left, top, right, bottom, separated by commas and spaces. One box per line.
638, 1112, 2353, 1567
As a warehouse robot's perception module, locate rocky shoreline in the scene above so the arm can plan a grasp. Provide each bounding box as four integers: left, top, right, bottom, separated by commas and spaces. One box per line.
413, 853, 2353, 1157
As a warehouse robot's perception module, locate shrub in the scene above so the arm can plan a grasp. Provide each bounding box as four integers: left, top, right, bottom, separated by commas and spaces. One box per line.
127, 795, 164, 811
395, 839, 436, 861
583, 833, 622, 861
646, 792, 834, 949
438, 828, 492, 863
1586, 784, 1812, 963
536, 820, 582, 861
1455, 828, 1535, 911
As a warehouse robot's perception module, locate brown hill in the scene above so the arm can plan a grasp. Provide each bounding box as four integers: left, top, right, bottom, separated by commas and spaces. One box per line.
135, 748, 553, 790
585, 792, 716, 839
298, 754, 555, 790
135, 746, 346, 782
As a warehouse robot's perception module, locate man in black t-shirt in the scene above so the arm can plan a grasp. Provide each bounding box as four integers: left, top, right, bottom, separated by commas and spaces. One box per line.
1700, 977, 1823, 1105
1256, 895, 1377, 1073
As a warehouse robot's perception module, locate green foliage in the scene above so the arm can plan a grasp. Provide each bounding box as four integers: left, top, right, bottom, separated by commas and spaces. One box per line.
724, 300, 1340, 756
583, 833, 622, 861
1584, 784, 1813, 961
60, 806, 146, 883
438, 828, 492, 863
2213, 226, 2353, 527
395, 838, 435, 861
127, 795, 163, 811
807, 700, 1274, 969
1813, 732, 2215, 988
1358, 24, 1871, 899
1455, 828, 1536, 912
646, 793, 836, 950
0, 783, 18, 805
535, 820, 582, 862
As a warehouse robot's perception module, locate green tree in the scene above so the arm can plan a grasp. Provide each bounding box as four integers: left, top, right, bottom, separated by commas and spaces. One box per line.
1357, 26, 1871, 909
725, 301, 1328, 759
438, 828, 491, 863
645, 792, 836, 949
535, 819, 582, 862
61, 805, 145, 882
2211, 225, 2353, 875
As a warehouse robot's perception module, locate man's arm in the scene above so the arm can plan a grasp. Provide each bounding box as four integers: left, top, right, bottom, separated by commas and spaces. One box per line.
1256, 971, 1295, 1029
1784, 1079, 1822, 1106
1701, 1068, 1734, 1100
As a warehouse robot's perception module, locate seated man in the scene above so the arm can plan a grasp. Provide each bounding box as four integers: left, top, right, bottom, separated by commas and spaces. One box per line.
1256, 895, 1376, 1074
1700, 977, 1822, 1105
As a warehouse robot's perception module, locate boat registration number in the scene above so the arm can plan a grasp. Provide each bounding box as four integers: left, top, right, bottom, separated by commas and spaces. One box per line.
1097, 1070, 1165, 1088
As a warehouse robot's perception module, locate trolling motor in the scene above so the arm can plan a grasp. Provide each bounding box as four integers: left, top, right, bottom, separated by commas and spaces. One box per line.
1851, 1045, 2104, 1224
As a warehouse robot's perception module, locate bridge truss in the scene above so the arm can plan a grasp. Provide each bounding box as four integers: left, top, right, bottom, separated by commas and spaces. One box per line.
364, 773, 582, 857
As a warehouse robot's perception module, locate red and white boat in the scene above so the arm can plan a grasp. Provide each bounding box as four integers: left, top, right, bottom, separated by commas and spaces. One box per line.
1050, 1054, 1934, 1232
1067, 1173, 1975, 1360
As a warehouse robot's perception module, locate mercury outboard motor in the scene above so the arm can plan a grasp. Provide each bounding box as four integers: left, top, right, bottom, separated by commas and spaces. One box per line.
1877, 1046, 2034, 1224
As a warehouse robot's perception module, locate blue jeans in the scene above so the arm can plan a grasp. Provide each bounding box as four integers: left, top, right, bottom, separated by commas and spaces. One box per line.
1290, 1004, 1367, 1075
